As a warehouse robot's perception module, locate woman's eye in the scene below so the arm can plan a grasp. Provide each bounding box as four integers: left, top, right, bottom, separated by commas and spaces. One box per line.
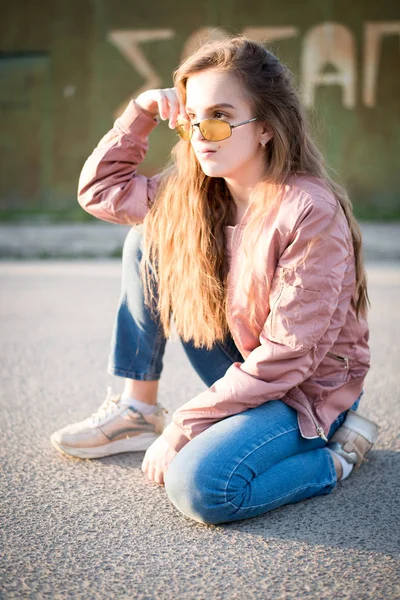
187, 111, 226, 120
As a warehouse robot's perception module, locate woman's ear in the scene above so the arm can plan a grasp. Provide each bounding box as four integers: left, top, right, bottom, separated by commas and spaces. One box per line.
259, 119, 273, 141
261, 126, 274, 142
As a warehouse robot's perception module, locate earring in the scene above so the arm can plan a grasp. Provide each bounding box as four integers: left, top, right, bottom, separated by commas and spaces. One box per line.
260, 139, 267, 148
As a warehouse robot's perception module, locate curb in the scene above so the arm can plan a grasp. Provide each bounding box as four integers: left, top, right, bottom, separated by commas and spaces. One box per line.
0, 222, 399, 261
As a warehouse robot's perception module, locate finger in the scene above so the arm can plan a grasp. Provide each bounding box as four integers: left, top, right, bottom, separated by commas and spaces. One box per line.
166, 89, 181, 129
147, 465, 156, 482
158, 91, 169, 121
174, 86, 188, 119
154, 470, 164, 485
141, 455, 148, 473
154, 468, 164, 484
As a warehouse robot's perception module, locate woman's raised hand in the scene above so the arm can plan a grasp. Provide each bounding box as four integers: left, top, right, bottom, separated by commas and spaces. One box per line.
135, 87, 189, 130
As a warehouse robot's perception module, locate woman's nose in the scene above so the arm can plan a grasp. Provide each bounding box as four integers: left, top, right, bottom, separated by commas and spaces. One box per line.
192, 123, 206, 141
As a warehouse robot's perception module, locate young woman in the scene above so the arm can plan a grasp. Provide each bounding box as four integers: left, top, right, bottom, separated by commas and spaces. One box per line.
51, 35, 379, 525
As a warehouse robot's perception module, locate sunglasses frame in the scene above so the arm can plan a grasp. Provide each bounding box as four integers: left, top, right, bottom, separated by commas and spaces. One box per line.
175, 117, 259, 142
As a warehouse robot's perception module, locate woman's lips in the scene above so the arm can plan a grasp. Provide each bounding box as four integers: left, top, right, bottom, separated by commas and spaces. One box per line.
198, 150, 217, 158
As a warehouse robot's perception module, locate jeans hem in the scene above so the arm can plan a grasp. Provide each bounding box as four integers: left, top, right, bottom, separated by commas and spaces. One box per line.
324, 447, 339, 493
107, 364, 161, 380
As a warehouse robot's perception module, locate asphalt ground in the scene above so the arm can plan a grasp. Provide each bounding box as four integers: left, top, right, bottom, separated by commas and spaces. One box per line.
0, 260, 399, 599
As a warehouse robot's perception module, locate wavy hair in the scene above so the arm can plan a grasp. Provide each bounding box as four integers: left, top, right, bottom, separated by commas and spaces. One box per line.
140, 34, 370, 349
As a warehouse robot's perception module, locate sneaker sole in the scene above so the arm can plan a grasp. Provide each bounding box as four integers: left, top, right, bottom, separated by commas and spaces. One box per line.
50, 432, 161, 459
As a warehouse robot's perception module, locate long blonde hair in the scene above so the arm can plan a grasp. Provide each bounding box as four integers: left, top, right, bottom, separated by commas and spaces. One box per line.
141, 34, 370, 349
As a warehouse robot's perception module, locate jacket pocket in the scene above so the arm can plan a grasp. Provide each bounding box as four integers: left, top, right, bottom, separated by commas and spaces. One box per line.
312, 351, 351, 384
269, 282, 329, 351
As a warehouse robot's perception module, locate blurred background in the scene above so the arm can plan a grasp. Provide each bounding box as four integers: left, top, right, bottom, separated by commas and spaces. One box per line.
0, 1, 399, 257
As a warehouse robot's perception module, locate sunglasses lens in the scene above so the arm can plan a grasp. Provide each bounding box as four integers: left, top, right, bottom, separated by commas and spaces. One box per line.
199, 119, 230, 141
175, 120, 191, 140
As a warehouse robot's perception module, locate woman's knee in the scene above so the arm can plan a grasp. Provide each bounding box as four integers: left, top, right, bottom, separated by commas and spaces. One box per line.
122, 225, 144, 268
164, 449, 232, 525
121, 225, 159, 298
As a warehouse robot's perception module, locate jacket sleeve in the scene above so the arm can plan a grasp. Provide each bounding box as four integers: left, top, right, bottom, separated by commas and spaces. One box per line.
77, 100, 161, 225
162, 197, 354, 452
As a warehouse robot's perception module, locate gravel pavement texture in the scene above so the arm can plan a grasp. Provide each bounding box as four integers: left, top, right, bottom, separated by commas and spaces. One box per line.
0, 260, 399, 599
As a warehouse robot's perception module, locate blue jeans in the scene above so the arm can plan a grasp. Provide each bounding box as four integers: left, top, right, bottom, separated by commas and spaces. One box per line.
108, 225, 363, 525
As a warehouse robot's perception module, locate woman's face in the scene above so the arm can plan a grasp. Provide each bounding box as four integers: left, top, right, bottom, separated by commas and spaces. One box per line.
184, 69, 271, 185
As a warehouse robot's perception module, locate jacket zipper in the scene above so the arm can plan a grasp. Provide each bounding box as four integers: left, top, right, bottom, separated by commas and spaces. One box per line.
314, 424, 329, 442
301, 402, 329, 441
286, 391, 329, 442
326, 351, 349, 370
228, 230, 328, 443
305, 352, 349, 440
225, 226, 242, 351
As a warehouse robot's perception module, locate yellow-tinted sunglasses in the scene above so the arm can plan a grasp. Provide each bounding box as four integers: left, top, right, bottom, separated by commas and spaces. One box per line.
175, 117, 259, 142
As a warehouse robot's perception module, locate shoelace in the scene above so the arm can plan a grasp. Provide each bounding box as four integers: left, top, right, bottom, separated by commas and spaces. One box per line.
90, 386, 169, 424
91, 386, 121, 424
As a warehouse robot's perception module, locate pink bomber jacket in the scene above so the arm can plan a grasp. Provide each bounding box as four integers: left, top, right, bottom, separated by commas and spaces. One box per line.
77, 99, 370, 452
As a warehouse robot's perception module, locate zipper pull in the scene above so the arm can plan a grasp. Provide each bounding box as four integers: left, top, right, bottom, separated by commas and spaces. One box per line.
327, 351, 349, 370
316, 425, 328, 442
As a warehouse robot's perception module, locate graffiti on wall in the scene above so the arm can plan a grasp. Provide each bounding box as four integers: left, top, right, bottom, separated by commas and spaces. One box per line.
108, 22, 400, 119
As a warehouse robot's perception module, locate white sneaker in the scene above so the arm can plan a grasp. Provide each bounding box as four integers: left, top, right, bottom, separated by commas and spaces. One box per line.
50, 387, 168, 459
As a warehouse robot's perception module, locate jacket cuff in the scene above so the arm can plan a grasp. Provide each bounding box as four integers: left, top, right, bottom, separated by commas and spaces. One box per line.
116, 99, 159, 141
162, 422, 191, 452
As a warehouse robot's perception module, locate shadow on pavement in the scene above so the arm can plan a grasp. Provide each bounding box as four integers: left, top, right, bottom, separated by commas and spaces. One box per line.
88, 448, 399, 556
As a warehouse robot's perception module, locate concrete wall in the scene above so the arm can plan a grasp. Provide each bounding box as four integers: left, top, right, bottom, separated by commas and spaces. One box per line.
0, 1, 399, 220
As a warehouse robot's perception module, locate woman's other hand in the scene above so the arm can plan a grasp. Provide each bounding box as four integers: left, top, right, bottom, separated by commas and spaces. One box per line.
135, 87, 189, 130
141, 435, 178, 485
